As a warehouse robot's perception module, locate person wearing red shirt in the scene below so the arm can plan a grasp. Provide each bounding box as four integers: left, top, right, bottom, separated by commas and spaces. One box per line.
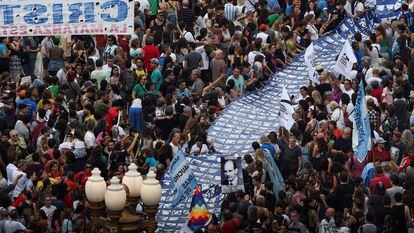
399, 147, 414, 171
74, 163, 93, 186
370, 166, 392, 189
118, 35, 130, 60
220, 209, 240, 233
372, 138, 391, 162
64, 172, 78, 208
95, 35, 107, 57
104, 99, 123, 132
143, 36, 160, 73
48, 162, 63, 180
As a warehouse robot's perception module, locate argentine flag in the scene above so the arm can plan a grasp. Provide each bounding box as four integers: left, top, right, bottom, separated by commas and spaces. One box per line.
352, 79, 372, 162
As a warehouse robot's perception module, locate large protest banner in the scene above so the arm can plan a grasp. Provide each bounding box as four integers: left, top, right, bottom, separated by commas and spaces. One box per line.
0, 0, 134, 36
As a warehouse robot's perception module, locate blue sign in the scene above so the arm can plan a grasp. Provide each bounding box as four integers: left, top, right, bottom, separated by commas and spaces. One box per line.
168, 150, 198, 207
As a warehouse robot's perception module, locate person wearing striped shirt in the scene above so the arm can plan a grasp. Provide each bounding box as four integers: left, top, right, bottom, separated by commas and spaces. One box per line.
224, 0, 238, 22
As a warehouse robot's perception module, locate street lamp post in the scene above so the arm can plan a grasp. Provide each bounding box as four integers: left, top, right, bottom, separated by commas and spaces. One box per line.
85, 165, 162, 233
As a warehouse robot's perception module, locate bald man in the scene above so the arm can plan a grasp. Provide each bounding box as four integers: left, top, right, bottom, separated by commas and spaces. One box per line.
211, 50, 227, 82
320, 208, 336, 231
178, 0, 195, 29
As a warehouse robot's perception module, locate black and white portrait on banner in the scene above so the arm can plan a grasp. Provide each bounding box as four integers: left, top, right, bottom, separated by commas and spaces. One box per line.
221, 157, 244, 194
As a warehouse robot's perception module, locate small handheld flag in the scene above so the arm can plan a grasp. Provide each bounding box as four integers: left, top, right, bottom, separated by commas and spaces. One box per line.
187, 186, 211, 231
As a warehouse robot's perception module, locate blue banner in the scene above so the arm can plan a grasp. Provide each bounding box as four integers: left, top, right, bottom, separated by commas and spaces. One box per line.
207, 8, 400, 155
169, 150, 198, 207
352, 80, 372, 162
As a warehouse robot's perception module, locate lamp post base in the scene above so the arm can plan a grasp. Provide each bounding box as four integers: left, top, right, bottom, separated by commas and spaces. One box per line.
143, 205, 159, 233
107, 210, 122, 233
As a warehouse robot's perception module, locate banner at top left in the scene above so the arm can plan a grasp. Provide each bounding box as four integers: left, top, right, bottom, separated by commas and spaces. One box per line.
0, 0, 134, 36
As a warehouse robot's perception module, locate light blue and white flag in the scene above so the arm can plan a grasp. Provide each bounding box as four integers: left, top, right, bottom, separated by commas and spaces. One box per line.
169, 149, 198, 207
261, 150, 285, 199
352, 80, 372, 162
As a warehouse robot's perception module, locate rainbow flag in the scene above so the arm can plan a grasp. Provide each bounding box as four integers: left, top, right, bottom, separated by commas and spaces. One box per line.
187, 186, 211, 231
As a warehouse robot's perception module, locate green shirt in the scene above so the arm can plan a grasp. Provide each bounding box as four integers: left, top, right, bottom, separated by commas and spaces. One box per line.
148, 0, 159, 15
49, 85, 59, 97
151, 69, 163, 95
133, 83, 148, 99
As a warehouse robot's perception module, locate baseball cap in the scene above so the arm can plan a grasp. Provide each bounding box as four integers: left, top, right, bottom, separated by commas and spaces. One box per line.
150, 58, 159, 64
19, 90, 26, 97
259, 24, 267, 31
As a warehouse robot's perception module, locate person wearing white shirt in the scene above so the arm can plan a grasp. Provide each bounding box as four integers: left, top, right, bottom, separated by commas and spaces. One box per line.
190, 138, 209, 155
102, 56, 120, 77
195, 46, 209, 71
137, 0, 149, 12
170, 132, 181, 157
183, 30, 196, 43
56, 62, 70, 85
247, 49, 266, 66
12, 160, 28, 199
344, 0, 365, 18
340, 79, 355, 99
305, 15, 319, 41
84, 120, 97, 149
364, 0, 376, 9
41, 195, 57, 230
366, 69, 382, 86
6, 159, 18, 185
244, 0, 257, 14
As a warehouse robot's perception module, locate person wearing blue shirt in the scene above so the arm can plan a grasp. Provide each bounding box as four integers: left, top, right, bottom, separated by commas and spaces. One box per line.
176, 80, 191, 99
353, 41, 363, 71
318, 0, 330, 19
400, 3, 414, 33
0, 37, 10, 75
260, 135, 276, 158
16, 91, 37, 119
142, 148, 158, 169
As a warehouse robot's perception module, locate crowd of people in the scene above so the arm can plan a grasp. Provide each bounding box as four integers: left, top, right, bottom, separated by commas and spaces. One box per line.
0, 0, 413, 232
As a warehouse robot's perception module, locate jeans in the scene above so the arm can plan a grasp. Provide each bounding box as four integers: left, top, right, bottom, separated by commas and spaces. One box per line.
129, 107, 142, 132
24, 53, 37, 76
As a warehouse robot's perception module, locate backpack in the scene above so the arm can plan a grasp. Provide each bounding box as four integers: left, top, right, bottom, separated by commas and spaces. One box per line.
122, 70, 136, 93
33, 120, 47, 140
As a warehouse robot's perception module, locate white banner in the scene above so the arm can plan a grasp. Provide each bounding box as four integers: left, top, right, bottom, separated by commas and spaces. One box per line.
334, 41, 358, 78
0, 0, 134, 36
304, 43, 319, 84
279, 86, 295, 131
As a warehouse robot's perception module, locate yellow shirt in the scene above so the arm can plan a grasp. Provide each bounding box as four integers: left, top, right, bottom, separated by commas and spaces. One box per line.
36, 178, 58, 190
135, 69, 146, 77
84, 114, 96, 124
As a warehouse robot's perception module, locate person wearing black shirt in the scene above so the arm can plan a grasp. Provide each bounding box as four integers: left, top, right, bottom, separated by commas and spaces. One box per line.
159, 69, 176, 97
333, 172, 354, 212
155, 106, 178, 140
332, 127, 352, 163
